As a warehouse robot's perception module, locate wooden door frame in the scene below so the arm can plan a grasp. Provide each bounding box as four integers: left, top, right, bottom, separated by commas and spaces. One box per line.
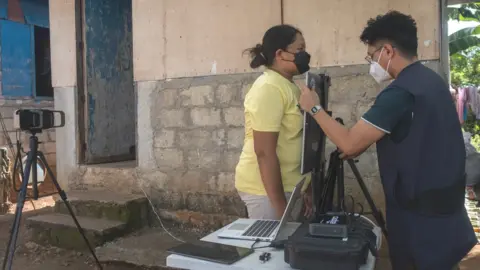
74, 0, 136, 164
75, 0, 87, 164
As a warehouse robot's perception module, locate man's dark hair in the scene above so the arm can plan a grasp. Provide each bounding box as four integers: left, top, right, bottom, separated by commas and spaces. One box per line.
360, 11, 418, 58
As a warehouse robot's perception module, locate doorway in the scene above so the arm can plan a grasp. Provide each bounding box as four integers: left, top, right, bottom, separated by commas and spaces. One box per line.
76, 0, 135, 164
34, 26, 53, 98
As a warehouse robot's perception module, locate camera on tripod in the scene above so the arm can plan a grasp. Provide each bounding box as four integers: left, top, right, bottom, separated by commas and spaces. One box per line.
3, 108, 102, 270
13, 109, 65, 133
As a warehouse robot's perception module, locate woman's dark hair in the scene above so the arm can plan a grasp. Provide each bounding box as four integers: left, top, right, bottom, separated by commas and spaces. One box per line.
245, 25, 302, 69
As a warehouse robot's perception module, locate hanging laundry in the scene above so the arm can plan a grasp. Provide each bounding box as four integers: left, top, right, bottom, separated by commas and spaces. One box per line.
457, 87, 468, 124
466, 86, 480, 120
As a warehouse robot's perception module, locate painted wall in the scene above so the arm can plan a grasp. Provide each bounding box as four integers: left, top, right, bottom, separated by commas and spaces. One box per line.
48, 0, 446, 226
0, 0, 51, 97
130, 0, 445, 226
133, 0, 441, 81
83, 0, 135, 163
0, 0, 55, 167
49, 0, 76, 88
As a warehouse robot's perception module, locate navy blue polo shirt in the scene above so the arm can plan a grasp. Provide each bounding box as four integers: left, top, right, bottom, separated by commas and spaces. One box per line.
362, 87, 415, 142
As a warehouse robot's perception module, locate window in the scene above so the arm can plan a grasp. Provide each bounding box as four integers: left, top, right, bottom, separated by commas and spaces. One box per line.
0, 19, 32, 97
34, 26, 53, 98
0, 20, 52, 99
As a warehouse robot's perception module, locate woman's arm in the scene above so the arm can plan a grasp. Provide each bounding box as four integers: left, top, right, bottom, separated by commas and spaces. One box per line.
253, 131, 287, 219
245, 82, 287, 219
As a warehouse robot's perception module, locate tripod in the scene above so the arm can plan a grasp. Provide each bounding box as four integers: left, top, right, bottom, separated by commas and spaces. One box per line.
313, 118, 388, 239
2, 131, 103, 270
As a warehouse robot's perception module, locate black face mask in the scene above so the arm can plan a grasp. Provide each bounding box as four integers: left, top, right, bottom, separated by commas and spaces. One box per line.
285, 51, 311, 74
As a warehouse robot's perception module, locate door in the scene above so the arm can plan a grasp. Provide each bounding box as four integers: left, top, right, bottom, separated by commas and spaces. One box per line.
81, 0, 135, 164
0, 19, 34, 97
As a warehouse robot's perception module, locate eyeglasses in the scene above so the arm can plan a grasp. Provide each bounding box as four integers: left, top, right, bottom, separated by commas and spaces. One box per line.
365, 45, 395, 64
365, 47, 383, 64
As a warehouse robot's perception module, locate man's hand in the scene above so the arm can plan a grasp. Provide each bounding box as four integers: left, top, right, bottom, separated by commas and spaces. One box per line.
339, 152, 357, 160
299, 84, 320, 113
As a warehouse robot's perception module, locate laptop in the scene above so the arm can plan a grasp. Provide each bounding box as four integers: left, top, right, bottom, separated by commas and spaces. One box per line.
218, 177, 306, 242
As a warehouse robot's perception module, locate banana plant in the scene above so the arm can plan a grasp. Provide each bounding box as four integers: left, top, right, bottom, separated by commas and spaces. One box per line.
448, 2, 480, 55
449, 25, 480, 55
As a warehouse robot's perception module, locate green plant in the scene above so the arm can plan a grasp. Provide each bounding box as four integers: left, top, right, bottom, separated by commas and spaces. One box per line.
449, 26, 480, 55
450, 47, 480, 86
448, 2, 480, 55
463, 112, 480, 152
449, 2, 480, 22
449, 3, 480, 152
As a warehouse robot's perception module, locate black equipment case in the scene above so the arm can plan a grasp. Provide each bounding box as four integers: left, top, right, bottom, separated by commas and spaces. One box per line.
284, 220, 378, 270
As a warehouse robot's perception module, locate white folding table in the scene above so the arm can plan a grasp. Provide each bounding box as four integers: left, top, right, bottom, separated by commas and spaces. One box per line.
166, 216, 382, 270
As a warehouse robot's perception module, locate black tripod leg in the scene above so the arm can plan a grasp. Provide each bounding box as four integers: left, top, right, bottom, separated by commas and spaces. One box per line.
336, 157, 345, 212
346, 159, 388, 239
2, 152, 34, 270
323, 152, 338, 212
37, 152, 103, 270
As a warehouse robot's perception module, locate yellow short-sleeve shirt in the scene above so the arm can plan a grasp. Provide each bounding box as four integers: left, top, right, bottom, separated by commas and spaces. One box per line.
235, 69, 307, 195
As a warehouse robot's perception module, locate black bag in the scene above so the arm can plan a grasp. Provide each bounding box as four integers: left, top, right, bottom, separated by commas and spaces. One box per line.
284, 220, 377, 270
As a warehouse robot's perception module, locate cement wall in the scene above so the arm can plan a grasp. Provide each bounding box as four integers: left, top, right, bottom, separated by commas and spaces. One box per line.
132, 0, 440, 80
132, 61, 441, 227
49, 0, 77, 191
49, 0, 444, 227
130, 0, 443, 226
0, 100, 56, 165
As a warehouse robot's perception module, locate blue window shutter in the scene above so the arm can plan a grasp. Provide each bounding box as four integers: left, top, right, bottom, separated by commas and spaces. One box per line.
0, 0, 7, 19
1, 19, 33, 97
20, 0, 49, 28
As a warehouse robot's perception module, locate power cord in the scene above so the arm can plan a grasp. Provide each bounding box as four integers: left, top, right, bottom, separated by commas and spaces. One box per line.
251, 239, 272, 263
341, 195, 364, 227
249, 238, 272, 250
139, 185, 185, 243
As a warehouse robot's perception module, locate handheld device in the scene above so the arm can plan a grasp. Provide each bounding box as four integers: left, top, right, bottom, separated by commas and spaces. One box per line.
167, 240, 253, 265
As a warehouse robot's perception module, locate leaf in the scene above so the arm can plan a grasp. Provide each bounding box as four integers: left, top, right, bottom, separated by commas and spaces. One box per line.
449, 26, 480, 55
448, 2, 480, 22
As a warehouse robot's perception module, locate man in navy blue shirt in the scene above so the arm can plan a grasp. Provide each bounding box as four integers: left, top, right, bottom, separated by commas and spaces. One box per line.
299, 11, 477, 270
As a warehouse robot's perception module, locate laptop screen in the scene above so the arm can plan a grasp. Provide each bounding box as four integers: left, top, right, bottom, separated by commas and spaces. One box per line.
272, 177, 306, 238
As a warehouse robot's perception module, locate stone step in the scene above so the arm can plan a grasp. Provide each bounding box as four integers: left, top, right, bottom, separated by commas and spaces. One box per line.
26, 213, 128, 250
54, 190, 148, 230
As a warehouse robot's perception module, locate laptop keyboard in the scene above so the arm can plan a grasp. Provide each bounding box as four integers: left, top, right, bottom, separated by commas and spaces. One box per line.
242, 220, 280, 238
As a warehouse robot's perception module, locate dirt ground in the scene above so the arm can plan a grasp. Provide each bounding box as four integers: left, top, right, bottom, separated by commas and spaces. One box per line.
0, 197, 96, 270
0, 196, 479, 270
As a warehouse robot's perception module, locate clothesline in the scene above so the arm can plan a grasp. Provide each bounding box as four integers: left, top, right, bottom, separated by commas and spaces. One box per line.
455, 85, 480, 124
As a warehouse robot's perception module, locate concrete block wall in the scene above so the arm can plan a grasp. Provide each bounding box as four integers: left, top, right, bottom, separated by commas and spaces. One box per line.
0, 99, 56, 206
134, 62, 445, 228
0, 100, 56, 166
63, 61, 441, 229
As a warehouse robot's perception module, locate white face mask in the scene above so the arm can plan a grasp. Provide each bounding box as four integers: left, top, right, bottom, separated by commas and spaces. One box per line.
369, 48, 392, 83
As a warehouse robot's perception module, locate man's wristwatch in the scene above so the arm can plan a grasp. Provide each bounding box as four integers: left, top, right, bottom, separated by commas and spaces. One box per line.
310, 105, 322, 115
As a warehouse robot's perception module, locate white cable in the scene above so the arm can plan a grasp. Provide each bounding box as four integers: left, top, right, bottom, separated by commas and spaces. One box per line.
139, 185, 185, 243
360, 215, 382, 249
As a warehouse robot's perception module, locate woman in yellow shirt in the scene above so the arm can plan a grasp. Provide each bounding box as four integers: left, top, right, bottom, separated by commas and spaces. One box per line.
235, 25, 312, 220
